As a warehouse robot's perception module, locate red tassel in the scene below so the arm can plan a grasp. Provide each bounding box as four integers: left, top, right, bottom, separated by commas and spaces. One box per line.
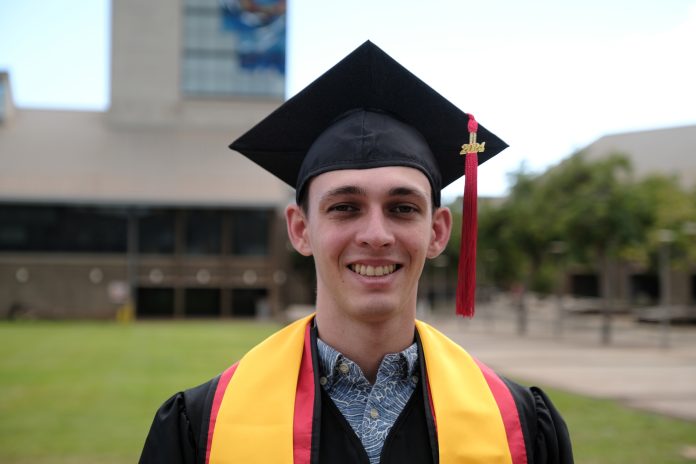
456, 114, 479, 317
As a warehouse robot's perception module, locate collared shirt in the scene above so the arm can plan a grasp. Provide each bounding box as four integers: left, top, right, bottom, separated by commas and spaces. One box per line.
316, 338, 420, 464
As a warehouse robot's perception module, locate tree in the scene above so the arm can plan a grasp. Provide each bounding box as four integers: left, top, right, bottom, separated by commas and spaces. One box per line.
630, 174, 696, 268
445, 150, 696, 339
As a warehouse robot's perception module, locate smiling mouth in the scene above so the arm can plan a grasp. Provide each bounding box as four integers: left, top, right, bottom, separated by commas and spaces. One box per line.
349, 263, 399, 277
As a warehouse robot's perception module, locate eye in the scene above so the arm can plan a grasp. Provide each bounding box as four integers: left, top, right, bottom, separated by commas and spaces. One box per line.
391, 204, 418, 214
329, 204, 358, 213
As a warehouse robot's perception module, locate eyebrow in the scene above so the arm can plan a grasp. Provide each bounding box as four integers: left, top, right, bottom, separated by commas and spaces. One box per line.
321, 185, 368, 202
388, 186, 429, 202
319, 185, 429, 203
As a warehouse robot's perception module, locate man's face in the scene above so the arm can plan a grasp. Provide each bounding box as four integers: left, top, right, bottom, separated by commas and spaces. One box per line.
286, 166, 452, 324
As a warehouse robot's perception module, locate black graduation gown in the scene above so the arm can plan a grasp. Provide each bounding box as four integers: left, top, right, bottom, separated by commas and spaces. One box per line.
140, 334, 574, 464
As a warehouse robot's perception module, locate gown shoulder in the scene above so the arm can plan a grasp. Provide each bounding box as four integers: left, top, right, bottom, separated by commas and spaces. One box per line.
503, 378, 574, 464
139, 376, 219, 464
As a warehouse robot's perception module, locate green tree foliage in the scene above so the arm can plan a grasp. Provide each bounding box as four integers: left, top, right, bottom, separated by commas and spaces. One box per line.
446, 152, 696, 295
631, 175, 696, 268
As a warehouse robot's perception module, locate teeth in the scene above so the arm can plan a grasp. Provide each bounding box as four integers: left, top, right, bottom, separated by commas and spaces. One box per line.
350, 264, 397, 276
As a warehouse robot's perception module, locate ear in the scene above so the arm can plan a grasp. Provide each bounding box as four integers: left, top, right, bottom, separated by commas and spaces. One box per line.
285, 203, 313, 257
427, 206, 452, 259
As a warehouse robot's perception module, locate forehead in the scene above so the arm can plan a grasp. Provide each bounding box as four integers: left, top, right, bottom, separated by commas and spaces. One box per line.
308, 166, 433, 201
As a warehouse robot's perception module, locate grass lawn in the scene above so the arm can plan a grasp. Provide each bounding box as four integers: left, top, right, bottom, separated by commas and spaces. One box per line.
1, 320, 695, 463
543, 387, 696, 464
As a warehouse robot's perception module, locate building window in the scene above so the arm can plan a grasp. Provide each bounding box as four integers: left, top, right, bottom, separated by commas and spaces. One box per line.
185, 210, 222, 255
232, 288, 267, 316
630, 273, 659, 306
231, 209, 270, 256
138, 210, 176, 254
185, 288, 221, 317
137, 288, 175, 317
570, 274, 600, 298
181, 0, 286, 98
0, 205, 128, 253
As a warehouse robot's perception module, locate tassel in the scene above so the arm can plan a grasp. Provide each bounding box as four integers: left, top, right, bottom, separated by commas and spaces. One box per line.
456, 114, 480, 317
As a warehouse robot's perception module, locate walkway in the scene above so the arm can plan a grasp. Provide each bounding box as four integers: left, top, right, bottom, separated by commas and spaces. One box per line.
427, 298, 696, 422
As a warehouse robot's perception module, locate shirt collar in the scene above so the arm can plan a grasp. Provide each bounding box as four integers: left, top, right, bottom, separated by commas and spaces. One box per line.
316, 337, 419, 388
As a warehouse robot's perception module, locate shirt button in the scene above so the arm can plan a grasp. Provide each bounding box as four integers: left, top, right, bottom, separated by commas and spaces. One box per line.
338, 363, 349, 374
411, 375, 419, 385
370, 408, 379, 419
319, 376, 328, 386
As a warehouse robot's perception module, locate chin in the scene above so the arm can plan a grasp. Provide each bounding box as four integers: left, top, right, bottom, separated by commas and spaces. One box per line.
348, 299, 409, 323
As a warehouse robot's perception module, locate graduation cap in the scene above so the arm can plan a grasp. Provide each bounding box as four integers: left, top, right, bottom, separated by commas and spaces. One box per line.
230, 40, 507, 317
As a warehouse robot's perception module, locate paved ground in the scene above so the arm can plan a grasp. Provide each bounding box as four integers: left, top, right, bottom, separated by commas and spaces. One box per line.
426, 299, 696, 422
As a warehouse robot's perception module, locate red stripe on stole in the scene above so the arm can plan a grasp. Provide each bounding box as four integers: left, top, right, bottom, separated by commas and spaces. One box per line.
293, 324, 315, 464
474, 359, 528, 464
205, 362, 239, 464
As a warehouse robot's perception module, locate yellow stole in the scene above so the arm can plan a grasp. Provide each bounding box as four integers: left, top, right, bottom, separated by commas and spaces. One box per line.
209, 314, 512, 464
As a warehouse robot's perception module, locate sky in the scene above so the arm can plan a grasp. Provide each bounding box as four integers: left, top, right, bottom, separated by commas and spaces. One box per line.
1, 0, 695, 198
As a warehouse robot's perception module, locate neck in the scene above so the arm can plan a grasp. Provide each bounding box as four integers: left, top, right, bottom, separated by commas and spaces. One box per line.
314, 309, 416, 384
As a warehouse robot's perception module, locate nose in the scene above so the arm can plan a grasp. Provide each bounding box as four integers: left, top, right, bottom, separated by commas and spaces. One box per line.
355, 208, 395, 248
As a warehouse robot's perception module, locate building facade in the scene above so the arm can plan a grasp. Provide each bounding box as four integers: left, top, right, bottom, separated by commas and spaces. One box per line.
0, 0, 305, 319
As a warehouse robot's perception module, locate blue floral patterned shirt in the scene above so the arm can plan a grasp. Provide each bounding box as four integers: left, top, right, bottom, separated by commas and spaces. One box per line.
316, 338, 420, 464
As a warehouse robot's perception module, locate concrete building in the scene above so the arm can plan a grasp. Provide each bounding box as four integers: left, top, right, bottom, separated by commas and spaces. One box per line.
583, 124, 696, 191
0, 0, 304, 319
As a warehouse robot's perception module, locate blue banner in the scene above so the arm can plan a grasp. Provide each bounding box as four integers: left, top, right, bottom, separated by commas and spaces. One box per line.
220, 0, 286, 75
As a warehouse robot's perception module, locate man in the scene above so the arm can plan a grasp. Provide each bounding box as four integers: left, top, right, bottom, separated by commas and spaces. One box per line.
140, 41, 573, 464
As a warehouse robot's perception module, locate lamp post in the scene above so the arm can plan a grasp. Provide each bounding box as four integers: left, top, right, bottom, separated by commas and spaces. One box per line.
683, 221, 696, 238
599, 240, 618, 346
430, 254, 449, 315
550, 241, 567, 337
657, 229, 674, 348
682, 221, 696, 322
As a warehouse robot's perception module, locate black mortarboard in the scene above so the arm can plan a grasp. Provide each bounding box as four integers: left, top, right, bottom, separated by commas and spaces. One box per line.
230, 40, 507, 317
